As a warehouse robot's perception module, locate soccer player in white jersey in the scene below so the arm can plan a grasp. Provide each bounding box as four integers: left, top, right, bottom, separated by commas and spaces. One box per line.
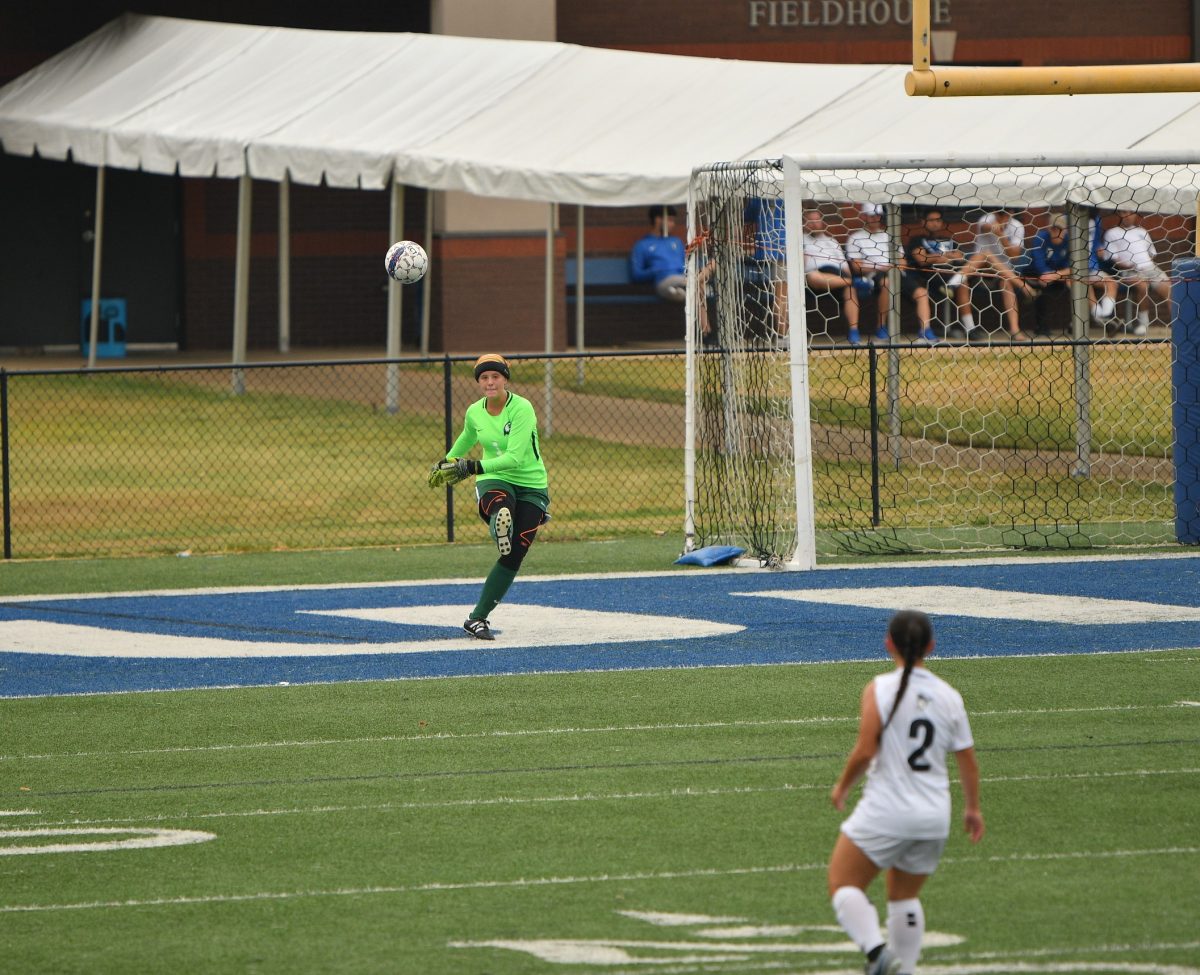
828, 610, 984, 975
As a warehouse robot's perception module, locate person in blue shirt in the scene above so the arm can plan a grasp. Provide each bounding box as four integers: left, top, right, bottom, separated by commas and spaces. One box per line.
1027, 214, 1117, 335
630, 206, 687, 302
744, 196, 789, 339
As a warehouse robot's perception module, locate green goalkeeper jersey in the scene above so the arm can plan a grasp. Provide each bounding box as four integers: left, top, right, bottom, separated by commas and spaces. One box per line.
446, 390, 548, 489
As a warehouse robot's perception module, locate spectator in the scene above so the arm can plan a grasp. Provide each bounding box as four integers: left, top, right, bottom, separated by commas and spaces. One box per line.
846, 204, 932, 342
903, 209, 978, 342
802, 207, 861, 344
1102, 209, 1170, 336
1026, 214, 1117, 335
1089, 215, 1119, 323
744, 195, 789, 340
630, 205, 687, 303
966, 209, 1033, 341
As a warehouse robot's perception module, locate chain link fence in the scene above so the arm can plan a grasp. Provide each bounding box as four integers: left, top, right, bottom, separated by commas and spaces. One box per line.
0, 352, 686, 559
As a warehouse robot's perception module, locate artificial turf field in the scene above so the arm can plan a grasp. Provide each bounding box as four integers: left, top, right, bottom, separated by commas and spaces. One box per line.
0, 542, 1197, 974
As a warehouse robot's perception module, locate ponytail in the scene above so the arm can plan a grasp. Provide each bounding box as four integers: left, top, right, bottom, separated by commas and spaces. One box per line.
880, 610, 932, 734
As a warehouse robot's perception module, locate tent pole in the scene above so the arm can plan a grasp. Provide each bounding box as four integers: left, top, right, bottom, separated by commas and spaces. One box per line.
386, 179, 404, 413
575, 205, 585, 385
278, 173, 290, 354
543, 202, 556, 437
86, 164, 106, 370
232, 172, 251, 395
420, 191, 433, 357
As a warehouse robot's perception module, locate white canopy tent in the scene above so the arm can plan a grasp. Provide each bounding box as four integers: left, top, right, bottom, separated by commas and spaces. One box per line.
5, 14, 1200, 368
0, 13, 888, 202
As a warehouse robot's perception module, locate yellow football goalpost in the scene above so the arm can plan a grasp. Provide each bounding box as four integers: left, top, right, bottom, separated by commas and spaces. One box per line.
905, 0, 1200, 96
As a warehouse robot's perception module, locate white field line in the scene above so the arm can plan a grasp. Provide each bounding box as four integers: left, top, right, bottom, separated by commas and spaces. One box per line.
0, 847, 1195, 915
5, 649, 1195, 702
2, 703, 1191, 763
21, 768, 1200, 829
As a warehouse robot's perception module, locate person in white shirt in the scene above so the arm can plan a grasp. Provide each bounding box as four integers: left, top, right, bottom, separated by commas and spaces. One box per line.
828, 610, 985, 975
1102, 209, 1170, 335
967, 209, 1034, 341
846, 204, 914, 342
802, 207, 861, 343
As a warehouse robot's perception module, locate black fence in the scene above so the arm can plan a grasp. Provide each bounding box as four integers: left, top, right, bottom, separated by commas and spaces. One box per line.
0, 340, 1181, 561
0, 351, 686, 559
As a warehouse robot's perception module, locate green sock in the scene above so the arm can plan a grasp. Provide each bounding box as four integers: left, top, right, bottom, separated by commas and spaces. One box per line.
471, 562, 517, 620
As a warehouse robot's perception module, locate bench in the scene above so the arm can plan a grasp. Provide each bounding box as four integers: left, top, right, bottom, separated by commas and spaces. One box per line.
565, 256, 657, 305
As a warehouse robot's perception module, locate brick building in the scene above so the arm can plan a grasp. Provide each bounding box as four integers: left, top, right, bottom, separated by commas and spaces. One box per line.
2, 1, 1197, 356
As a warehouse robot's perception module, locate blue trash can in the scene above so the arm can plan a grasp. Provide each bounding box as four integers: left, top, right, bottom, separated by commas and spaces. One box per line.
80, 298, 127, 359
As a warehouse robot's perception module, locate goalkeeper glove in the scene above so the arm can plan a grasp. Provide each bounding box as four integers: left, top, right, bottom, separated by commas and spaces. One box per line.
428, 457, 482, 488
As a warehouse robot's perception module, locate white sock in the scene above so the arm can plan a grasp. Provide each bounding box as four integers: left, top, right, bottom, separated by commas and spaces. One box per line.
961, 313, 976, 330
832, 886, 884, 955
887, 898, 924, 973
1138, 310, 1151, 328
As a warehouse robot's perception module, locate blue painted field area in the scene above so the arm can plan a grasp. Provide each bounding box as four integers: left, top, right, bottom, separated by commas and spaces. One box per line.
2, 554, 1200, 697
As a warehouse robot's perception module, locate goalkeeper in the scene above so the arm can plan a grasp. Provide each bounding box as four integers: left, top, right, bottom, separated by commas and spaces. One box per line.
428, 353, 550, 640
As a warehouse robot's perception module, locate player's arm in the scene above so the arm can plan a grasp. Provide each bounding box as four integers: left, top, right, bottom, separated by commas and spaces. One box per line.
831, 681, 881, 811
953, 745, 985, 843
445, 417, 478, 462
629, 240, 655, 282
907, 240, 932, 269
429, 416, 481, 487
843, 241, 867, 277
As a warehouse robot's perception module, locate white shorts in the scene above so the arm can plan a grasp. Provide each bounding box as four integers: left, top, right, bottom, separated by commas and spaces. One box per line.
1117, 265, 1168, 285
841, 821, 946, 875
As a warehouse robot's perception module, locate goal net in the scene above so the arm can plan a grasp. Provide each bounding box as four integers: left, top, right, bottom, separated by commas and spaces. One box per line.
684, 155, 1200, 565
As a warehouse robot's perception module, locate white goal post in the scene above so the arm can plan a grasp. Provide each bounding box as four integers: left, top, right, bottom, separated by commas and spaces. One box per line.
684, 151, 1200, 567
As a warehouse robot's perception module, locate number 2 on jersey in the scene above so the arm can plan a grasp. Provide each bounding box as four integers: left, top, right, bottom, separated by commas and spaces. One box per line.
907, 718, 934, 771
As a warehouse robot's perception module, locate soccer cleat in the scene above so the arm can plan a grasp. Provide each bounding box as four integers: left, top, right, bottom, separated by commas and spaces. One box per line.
968, 328, 990, 345
493, 505, 513, 557
847, 327, 862, 346
918, 327, 938, 344
1132, 321, 1149, 336
463, 617, 494, 640
875, 325, 890, 341
945, 324, 967, 341
865, 947, 903, 975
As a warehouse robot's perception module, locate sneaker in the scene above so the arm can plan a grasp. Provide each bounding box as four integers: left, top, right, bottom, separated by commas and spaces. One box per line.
493, 505, 513, 557
463, 618, 494, 640
918, 327, 938, 344
1132, 321, 1149, 336
968, 328, 990, 345
875, 325, 890, 341
1096, 296, 1116, 320
865, 947, 903, 975
945, 324, 967, 341
848, 327, 862, 346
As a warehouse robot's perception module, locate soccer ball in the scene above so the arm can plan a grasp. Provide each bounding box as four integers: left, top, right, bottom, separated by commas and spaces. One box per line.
384, 240, 429, 284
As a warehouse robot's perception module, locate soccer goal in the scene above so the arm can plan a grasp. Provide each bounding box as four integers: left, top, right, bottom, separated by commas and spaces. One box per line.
683, 153, 1200, 567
